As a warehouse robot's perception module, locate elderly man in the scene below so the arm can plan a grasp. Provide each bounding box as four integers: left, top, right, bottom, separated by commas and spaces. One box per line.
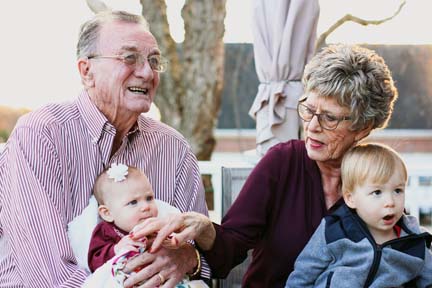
0, 10, 208, 287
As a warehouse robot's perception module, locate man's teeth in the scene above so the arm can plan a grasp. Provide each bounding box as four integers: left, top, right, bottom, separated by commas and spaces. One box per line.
128, 87, 148, 94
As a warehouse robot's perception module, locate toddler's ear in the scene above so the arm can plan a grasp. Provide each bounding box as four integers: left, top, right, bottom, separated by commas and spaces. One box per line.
343, 193, 356, 209
98, 205, 114, 222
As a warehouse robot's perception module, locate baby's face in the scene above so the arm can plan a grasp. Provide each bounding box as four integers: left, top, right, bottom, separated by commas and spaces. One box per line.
104, 173, 158, 232
344, 164, 406, 243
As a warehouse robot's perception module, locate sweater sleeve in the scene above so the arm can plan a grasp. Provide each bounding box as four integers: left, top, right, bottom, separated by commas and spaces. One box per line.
88, 222, 118, 273
201, 144, 286, 277
416, 240, 432, 287
285, 219, 333, 287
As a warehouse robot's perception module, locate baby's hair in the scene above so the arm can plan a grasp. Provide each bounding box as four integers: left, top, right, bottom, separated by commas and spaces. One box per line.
341, 143, 407, 196
93, 165, 142, 205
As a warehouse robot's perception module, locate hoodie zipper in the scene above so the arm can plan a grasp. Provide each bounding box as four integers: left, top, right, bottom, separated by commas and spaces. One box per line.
363, 233, 430, 287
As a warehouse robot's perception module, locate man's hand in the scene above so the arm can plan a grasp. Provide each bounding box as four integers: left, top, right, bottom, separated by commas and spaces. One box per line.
123, 244, 197, 288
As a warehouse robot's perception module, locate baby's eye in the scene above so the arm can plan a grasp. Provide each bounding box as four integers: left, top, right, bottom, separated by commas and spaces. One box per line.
371, 190, 382, 196
394, 188, 404, 194
127, 199, 138, 206
146, 195, 154, 202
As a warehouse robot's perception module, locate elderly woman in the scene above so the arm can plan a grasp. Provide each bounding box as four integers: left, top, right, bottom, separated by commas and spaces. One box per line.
130, 44, 398, 288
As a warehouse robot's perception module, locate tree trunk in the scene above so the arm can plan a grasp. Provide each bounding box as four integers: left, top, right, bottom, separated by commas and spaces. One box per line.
141, 0, 226, 160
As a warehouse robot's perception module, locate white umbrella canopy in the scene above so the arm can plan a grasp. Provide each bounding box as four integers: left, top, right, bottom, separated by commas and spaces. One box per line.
249, 0, 319, 155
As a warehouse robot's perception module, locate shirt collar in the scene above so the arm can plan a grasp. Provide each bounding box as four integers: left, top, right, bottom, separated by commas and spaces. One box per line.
76, 90, 109, 144
77, 90, 142, 143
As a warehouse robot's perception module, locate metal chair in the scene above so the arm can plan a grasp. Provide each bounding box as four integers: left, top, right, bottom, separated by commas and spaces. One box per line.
216, 166, 253, 288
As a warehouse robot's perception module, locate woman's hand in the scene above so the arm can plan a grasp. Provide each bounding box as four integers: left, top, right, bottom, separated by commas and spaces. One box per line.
130, 212, 216, 252
122, 244, 197, 288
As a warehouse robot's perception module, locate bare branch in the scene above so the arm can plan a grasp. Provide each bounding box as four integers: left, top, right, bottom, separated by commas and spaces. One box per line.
86, 0, 110, 14
315, 0, 406, 51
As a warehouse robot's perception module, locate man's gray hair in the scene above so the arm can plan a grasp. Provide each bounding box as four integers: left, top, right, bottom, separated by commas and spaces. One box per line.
76, 10, 150, 59
302, 44, 398, 131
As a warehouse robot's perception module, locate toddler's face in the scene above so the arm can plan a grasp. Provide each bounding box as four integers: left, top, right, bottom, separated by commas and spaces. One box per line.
344, 163, 406, 243
103, 173, 158, 232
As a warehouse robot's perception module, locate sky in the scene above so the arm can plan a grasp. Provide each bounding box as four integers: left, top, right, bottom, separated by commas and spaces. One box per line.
0, 0, 431, 109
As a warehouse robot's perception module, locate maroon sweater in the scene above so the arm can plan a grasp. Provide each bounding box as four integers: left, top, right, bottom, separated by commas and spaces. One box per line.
202, 140, 343, 288
88, 221, 128, 272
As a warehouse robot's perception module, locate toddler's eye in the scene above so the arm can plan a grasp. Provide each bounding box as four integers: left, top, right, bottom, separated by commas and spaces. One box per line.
146, 195, 154, 202
127, 199, 138, 206
371, 190, 382, 196
394, 188, 404, 194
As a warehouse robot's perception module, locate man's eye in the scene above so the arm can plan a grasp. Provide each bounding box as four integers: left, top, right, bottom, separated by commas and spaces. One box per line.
127, 200, 138, 206
123, 53, 138, 65
148, 55, 161, 69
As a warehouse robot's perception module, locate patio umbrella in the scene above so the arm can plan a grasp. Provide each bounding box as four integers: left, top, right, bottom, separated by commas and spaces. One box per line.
249, 0, 320, 155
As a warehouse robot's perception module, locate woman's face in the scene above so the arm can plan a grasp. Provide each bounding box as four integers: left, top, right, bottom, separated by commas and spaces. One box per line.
302, 91, 371, 165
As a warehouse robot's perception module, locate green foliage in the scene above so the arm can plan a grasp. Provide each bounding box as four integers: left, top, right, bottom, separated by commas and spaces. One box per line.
0, 130, 9, 142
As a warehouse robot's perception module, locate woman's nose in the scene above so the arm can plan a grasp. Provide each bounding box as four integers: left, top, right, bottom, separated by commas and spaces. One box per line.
308, 114, 322, 131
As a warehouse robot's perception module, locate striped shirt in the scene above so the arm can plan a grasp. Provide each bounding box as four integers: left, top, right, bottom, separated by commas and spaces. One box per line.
0, 91, 209, 287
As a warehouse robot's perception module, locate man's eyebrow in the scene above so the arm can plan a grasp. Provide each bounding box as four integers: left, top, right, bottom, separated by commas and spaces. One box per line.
119, 45, 161, 55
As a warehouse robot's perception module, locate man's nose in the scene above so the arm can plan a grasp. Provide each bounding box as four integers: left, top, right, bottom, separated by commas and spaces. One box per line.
134, 60, 154, 80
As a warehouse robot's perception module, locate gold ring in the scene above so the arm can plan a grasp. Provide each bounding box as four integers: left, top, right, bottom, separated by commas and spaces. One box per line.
157, 273, 165, 285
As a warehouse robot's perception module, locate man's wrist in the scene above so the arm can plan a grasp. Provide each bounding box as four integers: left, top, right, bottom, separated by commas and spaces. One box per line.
186, 245, 201, 278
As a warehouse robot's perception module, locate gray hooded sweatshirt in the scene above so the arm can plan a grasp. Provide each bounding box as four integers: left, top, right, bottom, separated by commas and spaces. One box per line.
286, 204, 432, 288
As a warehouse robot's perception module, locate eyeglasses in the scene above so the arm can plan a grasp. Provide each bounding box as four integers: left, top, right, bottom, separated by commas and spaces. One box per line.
88, 52, 168, 73
297, 102, 351, 130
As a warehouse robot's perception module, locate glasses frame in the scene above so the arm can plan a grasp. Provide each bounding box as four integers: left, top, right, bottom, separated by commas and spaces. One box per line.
297, 102, 352, 131
88, 52, 168, 73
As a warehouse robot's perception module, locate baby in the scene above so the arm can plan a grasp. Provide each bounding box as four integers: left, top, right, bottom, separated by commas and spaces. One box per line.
88, 163, 157, 272
286, 143, 432, 287
87, 164, 208, 287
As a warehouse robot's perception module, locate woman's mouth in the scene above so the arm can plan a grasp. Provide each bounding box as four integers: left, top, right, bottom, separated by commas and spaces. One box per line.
308, 137, 325, 148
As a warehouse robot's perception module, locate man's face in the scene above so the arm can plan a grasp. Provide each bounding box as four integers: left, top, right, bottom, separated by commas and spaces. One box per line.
87, 20, 161, 116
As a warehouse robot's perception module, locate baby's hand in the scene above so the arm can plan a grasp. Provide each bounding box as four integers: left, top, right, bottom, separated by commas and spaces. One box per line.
114, 235, 146, 255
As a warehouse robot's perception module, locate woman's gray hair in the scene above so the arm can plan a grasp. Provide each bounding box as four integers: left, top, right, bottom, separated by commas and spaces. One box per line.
302, 44, 398, 131
76, 10, 150, 59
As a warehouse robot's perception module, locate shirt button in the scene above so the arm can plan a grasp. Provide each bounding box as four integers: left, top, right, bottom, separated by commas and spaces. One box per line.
92, 137, 98, 143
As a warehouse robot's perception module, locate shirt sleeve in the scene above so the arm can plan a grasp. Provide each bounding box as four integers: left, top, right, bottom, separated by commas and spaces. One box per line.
175, 146, 211, 278
285, 220, 332, 287
0, 127, 88, 287
416, 241, 432, 287
88, 223, 118, 273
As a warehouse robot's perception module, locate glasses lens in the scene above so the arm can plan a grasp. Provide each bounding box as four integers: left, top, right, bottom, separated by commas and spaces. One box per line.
150, 55, 168, 72
320, 115, 338, 130
298, 104, 312, 121
123, 53, 138, 66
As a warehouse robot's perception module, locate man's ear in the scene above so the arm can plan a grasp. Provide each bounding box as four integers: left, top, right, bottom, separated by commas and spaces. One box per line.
343, 192, 356, 209
77, 58, 94, 88
98, 205, 114, 222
